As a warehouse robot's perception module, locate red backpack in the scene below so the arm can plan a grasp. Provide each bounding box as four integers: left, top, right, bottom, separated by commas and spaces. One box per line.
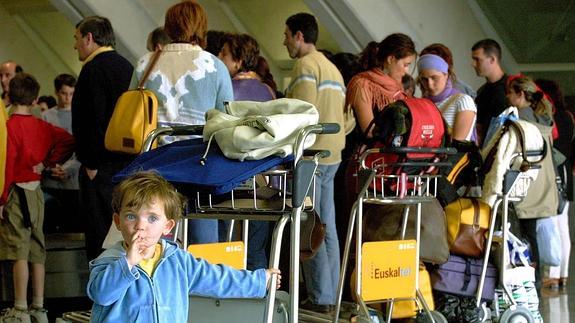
364, 98, 447, 192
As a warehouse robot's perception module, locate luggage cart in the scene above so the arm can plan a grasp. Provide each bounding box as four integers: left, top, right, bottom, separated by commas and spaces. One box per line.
334, 147, 455, 323
472, 122, 547, 323
131, 123, 341, 323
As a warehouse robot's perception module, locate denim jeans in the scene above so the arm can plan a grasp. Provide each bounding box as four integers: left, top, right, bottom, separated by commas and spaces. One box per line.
302, 163, 341, 305
187, 219, 219, 244
246, 220, 270, 270
218, 220, 269, 270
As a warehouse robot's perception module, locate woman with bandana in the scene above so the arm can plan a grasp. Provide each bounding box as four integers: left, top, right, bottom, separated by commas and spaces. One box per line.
417, 53, 477, 141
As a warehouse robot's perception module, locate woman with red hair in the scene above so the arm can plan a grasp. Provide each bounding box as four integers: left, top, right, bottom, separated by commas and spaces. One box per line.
132, 1, 233, 244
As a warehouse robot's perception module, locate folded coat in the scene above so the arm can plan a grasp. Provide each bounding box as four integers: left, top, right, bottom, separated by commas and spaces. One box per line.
203, 98, 319, 161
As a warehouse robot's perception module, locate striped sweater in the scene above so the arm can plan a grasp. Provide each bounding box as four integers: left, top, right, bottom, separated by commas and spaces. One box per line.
286, 49, 346, 164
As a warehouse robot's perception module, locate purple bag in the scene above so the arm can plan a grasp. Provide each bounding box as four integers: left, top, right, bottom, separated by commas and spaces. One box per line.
429, 254, 498, 301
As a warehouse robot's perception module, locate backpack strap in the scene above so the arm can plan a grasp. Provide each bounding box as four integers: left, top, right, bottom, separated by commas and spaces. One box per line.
137, 49, 162, 89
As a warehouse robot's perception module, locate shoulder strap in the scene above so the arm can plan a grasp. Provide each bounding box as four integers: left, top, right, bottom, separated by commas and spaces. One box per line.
137, 50, 162, 89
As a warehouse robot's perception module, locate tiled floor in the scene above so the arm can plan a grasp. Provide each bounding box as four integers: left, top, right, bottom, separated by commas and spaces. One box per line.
490, 213, 575, 322
538, 207, 575, 323
539, 249, 575, 322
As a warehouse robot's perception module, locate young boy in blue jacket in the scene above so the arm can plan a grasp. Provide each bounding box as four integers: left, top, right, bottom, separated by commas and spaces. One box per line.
87, 171, 281, 322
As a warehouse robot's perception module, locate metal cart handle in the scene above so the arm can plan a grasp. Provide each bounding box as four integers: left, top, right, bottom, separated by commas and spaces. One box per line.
142, 125, 204, 152
370, 146, 457, 154
318, 122, 341, 134
359, 146, 457, 168
293, 123, 340, 162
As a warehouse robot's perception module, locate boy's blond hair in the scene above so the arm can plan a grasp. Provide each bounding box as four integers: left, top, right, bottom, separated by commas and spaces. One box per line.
112, 171, 186, 220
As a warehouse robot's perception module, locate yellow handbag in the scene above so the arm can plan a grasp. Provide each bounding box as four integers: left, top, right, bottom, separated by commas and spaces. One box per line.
444, 197, 490, 258
105, 50, 161, 154
391, 267, 434, 318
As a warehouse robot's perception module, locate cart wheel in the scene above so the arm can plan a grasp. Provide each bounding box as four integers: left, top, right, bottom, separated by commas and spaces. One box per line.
415, 310, 448, 323
499, 306, 534, 323
350, 315, 372, 323
463, 303, 491, 322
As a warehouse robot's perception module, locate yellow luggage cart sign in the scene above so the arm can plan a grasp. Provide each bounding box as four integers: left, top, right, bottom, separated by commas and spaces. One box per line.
188, 241, 245, 270
361, 240, 417, 301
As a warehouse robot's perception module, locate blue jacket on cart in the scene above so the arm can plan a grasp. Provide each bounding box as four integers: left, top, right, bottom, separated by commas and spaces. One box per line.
87, 239, 267, 323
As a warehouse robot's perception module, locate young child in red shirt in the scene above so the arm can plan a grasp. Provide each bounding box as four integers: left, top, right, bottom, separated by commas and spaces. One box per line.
0, 73, 75, 323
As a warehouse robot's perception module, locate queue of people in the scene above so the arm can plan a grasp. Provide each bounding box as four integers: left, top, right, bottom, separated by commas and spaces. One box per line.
0, 1, 572, 322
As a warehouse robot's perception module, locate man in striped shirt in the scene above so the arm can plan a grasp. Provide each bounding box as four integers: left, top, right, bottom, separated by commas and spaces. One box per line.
284, 12, 346, 314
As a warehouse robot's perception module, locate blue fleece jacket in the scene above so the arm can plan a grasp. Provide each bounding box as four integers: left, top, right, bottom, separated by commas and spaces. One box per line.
87, 239, 267, 323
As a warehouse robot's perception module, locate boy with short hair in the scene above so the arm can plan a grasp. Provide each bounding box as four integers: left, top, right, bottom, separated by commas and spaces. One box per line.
41, 73, 80, 233
87, 171, 281, 322
0, 73, 75, 323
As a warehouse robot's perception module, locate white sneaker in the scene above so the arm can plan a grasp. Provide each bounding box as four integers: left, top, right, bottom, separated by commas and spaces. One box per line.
28, 308, 48, 323
0, 308, 31, 323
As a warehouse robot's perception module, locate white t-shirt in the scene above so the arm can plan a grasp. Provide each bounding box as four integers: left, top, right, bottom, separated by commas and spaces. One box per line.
436, 93, 477, 141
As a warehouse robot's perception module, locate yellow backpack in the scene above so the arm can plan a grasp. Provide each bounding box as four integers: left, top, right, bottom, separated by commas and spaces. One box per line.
105, 50, 161, 154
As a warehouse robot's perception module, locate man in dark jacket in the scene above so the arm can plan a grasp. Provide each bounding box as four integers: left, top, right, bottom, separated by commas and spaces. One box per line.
71, 16, 134, 261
